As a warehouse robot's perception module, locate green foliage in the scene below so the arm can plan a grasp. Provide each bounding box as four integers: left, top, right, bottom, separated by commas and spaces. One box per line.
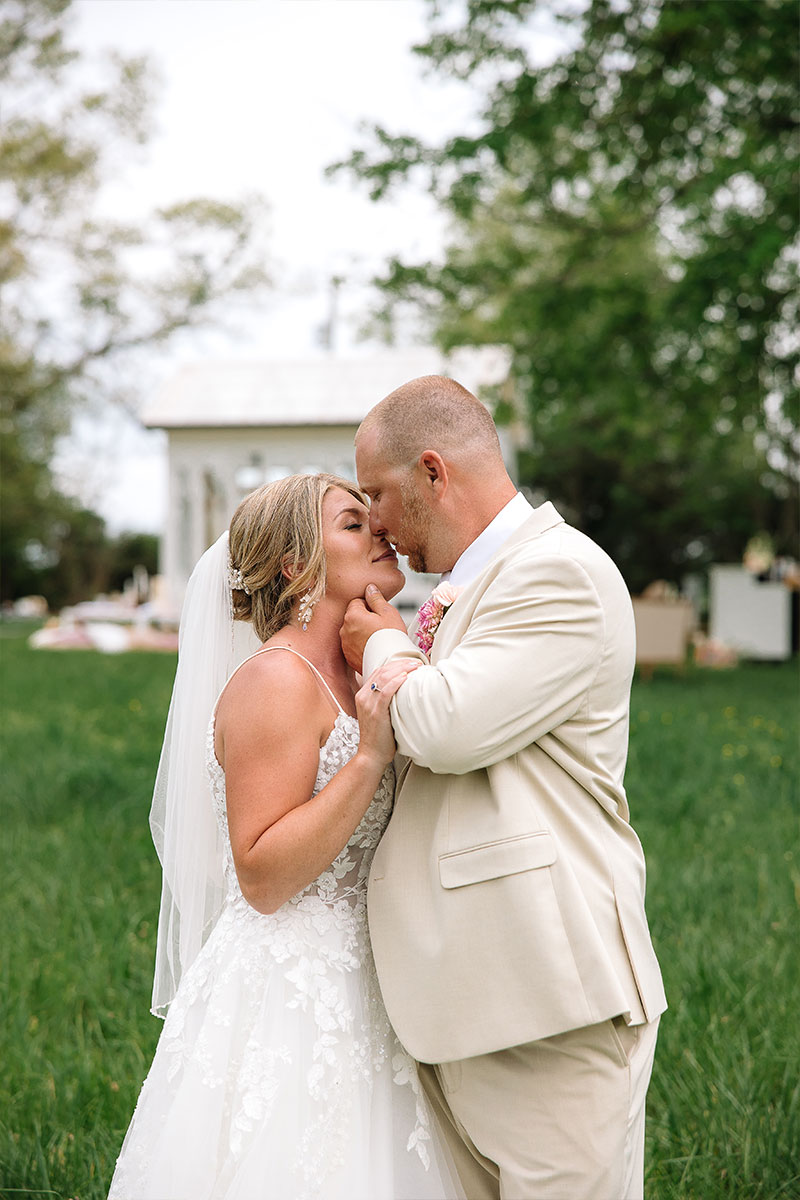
0, 416, 161, 607
332, 0, 799, 590
0, 625, 798, 1197
0, 0, 269, 602
0, 415, 113, 606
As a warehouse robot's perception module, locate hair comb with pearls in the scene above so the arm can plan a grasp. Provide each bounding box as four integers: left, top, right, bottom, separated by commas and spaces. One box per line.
228, 560, 251, 595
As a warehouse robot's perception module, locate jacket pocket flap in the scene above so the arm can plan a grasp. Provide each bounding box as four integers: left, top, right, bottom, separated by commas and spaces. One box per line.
438, 832, 557, 889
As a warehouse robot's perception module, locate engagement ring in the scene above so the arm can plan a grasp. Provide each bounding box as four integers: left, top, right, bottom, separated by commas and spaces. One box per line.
370, 683, 381, 692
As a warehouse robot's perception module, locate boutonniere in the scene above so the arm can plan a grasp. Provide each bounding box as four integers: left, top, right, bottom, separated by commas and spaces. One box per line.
415, 582, 463, 654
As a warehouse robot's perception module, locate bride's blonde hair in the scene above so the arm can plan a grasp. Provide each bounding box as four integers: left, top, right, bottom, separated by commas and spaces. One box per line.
228, 473, 366, 642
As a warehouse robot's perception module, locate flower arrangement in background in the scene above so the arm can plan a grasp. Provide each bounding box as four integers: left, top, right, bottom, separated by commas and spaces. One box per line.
743, 532, 774, 578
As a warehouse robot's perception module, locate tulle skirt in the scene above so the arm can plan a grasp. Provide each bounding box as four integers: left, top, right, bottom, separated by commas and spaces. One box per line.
108, 898, 459, 1199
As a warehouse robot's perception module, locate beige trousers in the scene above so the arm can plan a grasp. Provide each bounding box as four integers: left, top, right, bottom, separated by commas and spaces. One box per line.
418, 1016, 660, 1200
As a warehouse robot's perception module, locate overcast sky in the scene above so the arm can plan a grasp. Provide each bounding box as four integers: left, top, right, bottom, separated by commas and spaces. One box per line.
62, 0, 568, 532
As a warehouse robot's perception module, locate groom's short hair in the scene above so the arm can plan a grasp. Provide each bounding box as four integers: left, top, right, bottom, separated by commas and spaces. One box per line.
358, 375, 504, 470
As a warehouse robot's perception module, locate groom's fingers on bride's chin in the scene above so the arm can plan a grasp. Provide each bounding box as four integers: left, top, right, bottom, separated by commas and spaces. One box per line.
364, 584, 387, 609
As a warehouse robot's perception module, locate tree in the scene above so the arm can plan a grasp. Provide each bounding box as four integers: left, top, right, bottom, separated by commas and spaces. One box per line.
0, 0, 269, 603
332, 0, 798, 589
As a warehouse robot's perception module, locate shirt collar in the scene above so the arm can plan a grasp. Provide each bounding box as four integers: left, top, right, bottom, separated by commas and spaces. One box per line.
441, 492, 535, 588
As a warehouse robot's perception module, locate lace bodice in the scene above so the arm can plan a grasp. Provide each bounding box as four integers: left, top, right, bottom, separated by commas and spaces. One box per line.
108, 657, 454, 1197
205, 710, 395, 920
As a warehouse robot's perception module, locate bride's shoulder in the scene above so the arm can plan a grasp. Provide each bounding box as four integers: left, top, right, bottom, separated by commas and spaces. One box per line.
219, 645, 321, 722
215, 645, 331, 770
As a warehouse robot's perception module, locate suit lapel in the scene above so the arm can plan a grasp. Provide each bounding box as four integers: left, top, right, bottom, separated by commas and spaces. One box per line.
429, 502, 565, 662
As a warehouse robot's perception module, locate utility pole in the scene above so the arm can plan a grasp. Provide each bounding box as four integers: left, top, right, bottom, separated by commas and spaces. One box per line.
316, 275, 343, 352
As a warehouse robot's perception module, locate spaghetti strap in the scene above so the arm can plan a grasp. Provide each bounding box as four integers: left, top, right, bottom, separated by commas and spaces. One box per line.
215, 645, 345, 717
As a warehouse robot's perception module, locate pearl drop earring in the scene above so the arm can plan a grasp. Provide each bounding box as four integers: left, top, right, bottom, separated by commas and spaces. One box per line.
298, 591, 316, 631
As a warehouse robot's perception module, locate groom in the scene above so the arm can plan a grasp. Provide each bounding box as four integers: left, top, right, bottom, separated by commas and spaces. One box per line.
341, 375, 667, 1200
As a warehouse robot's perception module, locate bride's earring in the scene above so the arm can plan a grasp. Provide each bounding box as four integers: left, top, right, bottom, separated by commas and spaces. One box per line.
298, 591, 316, 631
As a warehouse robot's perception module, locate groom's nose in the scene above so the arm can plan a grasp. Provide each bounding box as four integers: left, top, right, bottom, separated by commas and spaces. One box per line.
369, 505, 385, 537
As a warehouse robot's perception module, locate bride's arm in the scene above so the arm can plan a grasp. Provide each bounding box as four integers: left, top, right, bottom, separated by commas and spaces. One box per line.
216, 653, 416, 914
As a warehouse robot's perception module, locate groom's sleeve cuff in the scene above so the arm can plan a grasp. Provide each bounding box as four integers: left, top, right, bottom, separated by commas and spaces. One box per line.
363, 629, 427, 677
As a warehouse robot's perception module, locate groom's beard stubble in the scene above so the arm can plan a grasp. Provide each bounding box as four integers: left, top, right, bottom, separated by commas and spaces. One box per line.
398, 479, 434, 575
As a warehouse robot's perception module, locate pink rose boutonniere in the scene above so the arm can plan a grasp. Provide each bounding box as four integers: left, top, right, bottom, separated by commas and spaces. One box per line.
415, 582, 462, 655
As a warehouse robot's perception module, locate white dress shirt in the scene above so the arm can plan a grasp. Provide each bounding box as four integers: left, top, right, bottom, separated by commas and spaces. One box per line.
441, 492, 534, 588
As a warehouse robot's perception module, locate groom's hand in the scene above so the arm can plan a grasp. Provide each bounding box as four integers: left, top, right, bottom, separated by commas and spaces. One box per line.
341, 585, 406, 672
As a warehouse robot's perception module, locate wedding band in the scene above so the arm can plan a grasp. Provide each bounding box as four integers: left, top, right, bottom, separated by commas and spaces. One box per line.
370, 683, 381, 692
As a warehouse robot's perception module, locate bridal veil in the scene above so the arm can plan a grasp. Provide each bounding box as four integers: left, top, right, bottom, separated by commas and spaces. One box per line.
148, 530, 259, 1016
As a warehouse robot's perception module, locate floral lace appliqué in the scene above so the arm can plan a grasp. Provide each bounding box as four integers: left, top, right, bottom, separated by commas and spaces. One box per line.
109, 710, 432, 1199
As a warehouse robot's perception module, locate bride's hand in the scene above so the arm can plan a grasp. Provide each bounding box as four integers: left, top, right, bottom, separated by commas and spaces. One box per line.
355, 660, 421, 769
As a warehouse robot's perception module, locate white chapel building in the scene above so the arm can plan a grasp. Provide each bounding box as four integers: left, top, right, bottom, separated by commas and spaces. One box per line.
142, 347, 513, 614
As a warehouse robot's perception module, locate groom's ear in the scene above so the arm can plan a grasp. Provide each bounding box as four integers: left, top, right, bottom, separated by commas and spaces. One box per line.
419, 451, 448, 497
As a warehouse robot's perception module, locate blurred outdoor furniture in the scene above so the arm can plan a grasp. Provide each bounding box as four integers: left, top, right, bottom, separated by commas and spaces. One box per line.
632, 585, 695, 679
28, 595, 178, 654
709, 564, 793, 661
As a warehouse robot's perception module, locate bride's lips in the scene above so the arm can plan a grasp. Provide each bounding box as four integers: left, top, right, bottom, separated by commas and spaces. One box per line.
373, 548, 398, 564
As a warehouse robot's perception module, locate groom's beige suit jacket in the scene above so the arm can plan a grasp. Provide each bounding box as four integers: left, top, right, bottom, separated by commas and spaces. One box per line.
363, 502, 667, 1066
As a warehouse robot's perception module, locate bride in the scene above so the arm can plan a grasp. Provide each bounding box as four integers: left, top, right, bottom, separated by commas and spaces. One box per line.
108, 473, 460, 1199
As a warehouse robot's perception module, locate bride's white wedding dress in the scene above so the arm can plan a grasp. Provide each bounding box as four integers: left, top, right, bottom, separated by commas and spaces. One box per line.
109, 649, 457, 1200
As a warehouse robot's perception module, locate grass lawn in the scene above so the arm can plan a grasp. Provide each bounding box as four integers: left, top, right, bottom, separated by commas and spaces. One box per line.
0, 622, 798, 1199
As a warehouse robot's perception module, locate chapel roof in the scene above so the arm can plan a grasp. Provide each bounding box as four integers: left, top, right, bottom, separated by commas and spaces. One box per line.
141, 346, 510, 429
